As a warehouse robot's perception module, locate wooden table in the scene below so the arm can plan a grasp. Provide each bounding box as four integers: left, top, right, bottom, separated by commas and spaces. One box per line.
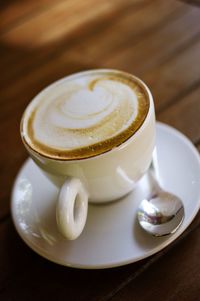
1, 0, 200, 300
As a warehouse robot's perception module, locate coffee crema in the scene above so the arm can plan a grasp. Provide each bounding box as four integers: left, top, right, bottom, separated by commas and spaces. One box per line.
21, 70, 150, 160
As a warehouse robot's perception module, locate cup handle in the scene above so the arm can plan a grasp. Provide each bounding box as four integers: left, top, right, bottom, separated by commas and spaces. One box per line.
56, 177, 88, 240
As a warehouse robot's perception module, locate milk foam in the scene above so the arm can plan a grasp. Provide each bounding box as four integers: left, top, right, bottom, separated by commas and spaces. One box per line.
22, 70, 149, 159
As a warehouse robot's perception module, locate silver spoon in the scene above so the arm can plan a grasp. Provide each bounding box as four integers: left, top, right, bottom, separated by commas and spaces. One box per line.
137, 160, 185, 236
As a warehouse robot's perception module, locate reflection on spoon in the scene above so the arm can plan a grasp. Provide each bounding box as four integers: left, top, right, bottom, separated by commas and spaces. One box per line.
137, 157, 185, 237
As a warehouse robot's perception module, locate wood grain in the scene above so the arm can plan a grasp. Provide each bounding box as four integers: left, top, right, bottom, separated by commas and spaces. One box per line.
0, 213, 200, 301
158, 85, 200, 143
0, 0, 200, 300
0, 218, 147, 301
104, 5, 200, 74
72, 0, 184, 62
142, 39, 200, 113
0, 0, 148, 87
107, 218, 200, 301
0, 0, 61, 31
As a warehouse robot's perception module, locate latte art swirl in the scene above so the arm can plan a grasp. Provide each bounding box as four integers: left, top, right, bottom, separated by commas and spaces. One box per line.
22, 70, 150, 159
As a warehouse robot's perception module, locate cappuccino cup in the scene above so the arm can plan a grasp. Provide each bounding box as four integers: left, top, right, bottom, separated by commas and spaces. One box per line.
20, 69, 156, 240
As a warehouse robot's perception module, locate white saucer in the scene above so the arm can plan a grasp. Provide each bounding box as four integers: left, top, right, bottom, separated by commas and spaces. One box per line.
11, 123, 200, 269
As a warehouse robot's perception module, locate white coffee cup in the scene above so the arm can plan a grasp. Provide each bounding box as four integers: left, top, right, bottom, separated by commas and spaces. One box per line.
20, 69, 156, 240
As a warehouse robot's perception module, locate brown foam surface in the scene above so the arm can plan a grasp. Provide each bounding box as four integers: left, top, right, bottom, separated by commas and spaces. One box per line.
21, 70, 150, 160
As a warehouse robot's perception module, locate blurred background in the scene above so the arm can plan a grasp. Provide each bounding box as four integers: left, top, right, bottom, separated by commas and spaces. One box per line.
1, 1, 200, 300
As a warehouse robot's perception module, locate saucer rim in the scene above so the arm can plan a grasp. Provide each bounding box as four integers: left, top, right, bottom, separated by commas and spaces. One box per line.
11, 122, 200, 269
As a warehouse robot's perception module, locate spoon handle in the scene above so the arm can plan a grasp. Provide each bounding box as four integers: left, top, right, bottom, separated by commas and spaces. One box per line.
151, 148, 160, 178
148, 149, 162, 193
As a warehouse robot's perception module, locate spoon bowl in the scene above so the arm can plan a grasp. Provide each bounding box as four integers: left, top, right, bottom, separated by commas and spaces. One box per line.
137, 159, 185, 236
